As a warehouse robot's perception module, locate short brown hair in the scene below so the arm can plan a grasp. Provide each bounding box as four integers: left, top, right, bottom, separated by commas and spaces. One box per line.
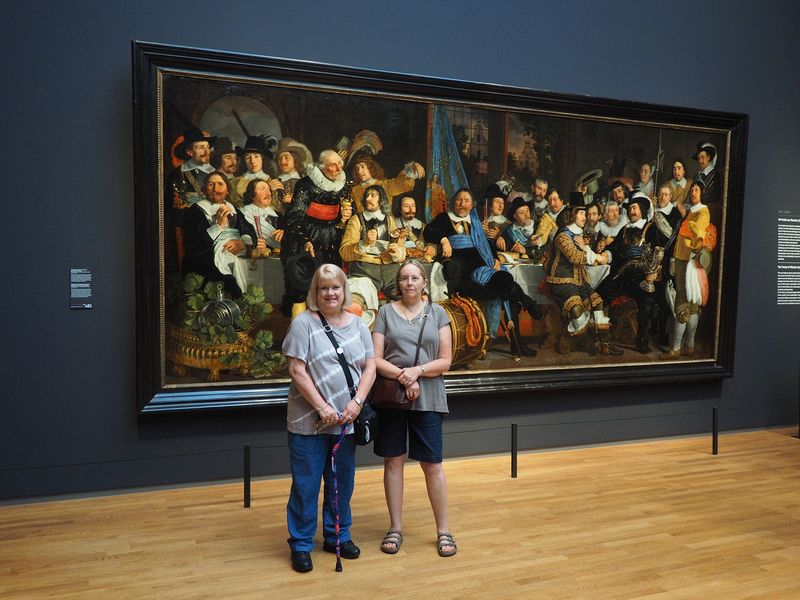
394, 259, 429, 298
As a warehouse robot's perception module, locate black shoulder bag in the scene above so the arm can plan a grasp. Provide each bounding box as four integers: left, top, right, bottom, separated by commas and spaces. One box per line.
370, 302, 430, 411
317, 312, 379, 446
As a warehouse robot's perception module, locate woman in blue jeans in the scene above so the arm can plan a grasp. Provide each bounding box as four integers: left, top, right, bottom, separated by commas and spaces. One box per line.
372, 259, 456, 557
282, 263, 376, 572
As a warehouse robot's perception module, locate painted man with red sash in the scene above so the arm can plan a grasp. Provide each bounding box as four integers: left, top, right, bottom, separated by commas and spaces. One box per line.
282, 150, 352, 316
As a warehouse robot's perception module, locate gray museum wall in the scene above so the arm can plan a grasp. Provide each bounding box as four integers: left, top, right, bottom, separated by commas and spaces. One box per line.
2, 0, 798, 500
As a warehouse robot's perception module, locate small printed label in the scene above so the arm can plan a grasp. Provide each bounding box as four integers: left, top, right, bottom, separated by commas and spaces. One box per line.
777, 211, 800, 305
70, 268, 93, 309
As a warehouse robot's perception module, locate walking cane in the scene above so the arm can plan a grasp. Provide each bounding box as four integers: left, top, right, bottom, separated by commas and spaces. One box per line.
330, 429, 348, 572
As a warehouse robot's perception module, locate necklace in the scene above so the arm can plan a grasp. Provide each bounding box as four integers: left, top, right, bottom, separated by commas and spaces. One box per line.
399, 301, 423, 325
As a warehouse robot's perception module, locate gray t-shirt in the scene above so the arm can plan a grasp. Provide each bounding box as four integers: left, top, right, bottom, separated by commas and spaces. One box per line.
282, 310, 374, 435
373, 302, 451, 413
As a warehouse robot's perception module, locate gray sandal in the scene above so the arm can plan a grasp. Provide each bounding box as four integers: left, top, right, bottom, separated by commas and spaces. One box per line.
437, 532, 457, 557
381, 529, 403, 554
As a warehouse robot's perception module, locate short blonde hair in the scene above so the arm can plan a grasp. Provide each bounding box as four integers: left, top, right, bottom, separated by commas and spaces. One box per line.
305, 263, 352, 311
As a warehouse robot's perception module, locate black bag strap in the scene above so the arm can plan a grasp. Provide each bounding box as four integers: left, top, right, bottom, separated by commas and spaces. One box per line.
317, 312, 356, 395
319, 304, 428, 389
412, 302, 430, 367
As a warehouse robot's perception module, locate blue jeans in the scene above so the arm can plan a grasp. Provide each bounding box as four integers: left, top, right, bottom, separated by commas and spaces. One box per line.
287, 432, 356, 552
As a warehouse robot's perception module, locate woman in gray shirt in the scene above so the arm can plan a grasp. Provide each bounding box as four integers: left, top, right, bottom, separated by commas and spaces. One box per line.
282, 264, 375, 573
372, 259, 456, 558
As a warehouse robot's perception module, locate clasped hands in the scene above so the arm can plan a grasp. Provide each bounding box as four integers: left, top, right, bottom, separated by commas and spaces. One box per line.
397, 367, 422, 401
215, 204, 233, 228
316, 399, 362, 430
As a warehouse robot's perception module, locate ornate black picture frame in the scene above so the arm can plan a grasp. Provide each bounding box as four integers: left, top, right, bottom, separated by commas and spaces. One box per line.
133, 41, 747, 413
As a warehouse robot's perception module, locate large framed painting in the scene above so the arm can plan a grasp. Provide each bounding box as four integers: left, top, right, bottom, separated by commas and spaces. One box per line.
133, 41, 747, 413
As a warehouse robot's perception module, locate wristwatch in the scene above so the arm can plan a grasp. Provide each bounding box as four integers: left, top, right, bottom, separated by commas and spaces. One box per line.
353, 396, 363, 406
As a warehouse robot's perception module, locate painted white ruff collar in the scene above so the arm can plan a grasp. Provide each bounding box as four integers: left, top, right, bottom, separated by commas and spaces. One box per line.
626, 218, 646, 230
402, 217, 423, 229
307, 164, 346, 192
546, 206, 564, 219
488, 214, 509, 225
700, 148, 718, 172
196, 199, 236, 221
672, 177, 687, 188
513, 220, 535, 237
181, 160, 214, 173
567, 223, 583, 235
244, 204, 279, 219
690, 202, 707, 214
278, 170, 300, 181
447, 211, 472, 224
657, 203, 675, 215
362, 209, 385, 221
242, 170, 270, 181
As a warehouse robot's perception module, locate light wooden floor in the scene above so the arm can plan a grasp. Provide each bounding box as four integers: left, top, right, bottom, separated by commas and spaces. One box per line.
2, 429, 799, 599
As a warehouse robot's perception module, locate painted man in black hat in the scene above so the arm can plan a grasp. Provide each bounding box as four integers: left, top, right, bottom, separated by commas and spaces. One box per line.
692, 141, 721, 204
598, 194, 669, 354
165, 127, 218, 274
500, 196, 537, 256
229, 134, 284, 208
210, 137, 239, 180
166, 127, 217, 210
482, 182, 511, 248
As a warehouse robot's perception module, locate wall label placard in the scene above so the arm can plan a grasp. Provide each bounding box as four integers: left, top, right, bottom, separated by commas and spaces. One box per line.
70, 268, 93, 309
777, 210, 800, 305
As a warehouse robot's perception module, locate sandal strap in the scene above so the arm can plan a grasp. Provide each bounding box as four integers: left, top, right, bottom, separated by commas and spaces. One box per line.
437, 533, 456, 547
381, 529, 403, 554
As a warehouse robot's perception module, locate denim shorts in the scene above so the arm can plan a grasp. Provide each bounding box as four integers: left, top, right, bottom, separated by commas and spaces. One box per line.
374, 410, 444, 463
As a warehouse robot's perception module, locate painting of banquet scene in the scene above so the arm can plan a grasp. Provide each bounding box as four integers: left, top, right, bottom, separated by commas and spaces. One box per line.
159, 72, 728, 387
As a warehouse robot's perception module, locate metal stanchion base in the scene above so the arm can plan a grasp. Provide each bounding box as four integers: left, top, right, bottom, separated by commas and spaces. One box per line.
243, 445, 251, 508
712, 407, 719, 455
511, 423, 518, 478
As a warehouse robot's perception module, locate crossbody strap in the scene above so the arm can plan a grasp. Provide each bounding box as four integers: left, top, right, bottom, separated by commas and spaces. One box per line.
317, 312, 356, 395
412, 302, 430, 367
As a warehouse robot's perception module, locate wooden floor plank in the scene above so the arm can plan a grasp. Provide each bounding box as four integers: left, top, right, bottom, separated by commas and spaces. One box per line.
1, 429, 799, 599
